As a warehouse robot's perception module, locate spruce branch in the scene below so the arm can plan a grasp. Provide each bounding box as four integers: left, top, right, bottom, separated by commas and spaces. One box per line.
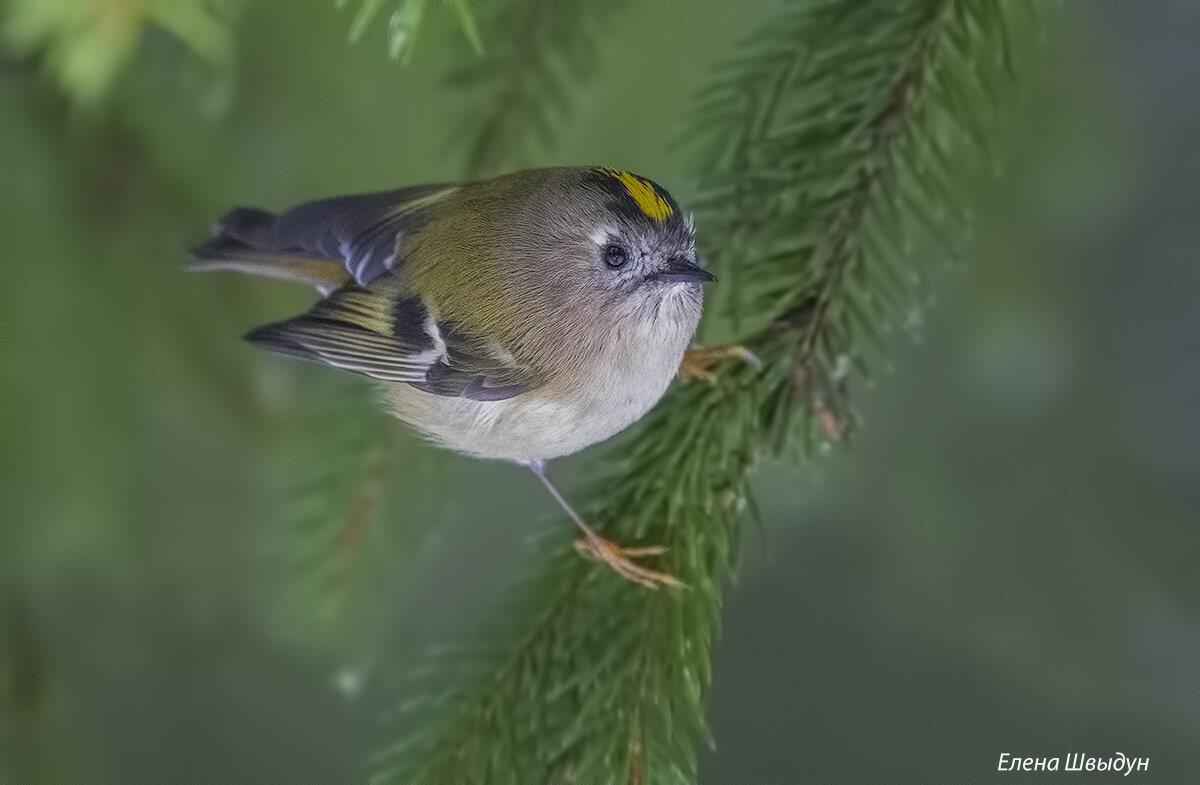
371, 1, 1034, 783
447, 0, 624, 177
273, 378, 444, 663
338, 0, 483, 62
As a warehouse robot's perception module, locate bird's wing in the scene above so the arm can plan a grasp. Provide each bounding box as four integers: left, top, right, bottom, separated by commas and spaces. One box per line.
191, 184, 458, 289
245, 285, 538, 400
410, 323, 539, 401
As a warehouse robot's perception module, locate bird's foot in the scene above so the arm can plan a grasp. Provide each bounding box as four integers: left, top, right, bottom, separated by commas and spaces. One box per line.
573, 534, 685, 589
679, 344, 759, 383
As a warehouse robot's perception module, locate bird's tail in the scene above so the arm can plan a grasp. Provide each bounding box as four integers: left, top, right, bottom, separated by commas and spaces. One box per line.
189, 206, 350, 294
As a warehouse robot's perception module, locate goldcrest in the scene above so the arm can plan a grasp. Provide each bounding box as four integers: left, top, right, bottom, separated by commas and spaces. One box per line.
193, 166, 715, 586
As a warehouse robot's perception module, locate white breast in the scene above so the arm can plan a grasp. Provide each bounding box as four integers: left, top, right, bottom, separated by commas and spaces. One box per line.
385, 290, 701, 463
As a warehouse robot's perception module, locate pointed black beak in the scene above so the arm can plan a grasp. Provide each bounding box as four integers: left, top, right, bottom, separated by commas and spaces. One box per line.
652, 257, 717, 284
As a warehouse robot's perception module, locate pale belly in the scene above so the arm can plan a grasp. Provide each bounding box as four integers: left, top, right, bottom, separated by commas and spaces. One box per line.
382, 311, 695, 463
386, 381, 665, 462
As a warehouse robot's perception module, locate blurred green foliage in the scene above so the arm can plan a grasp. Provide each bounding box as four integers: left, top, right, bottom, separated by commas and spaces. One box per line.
4, 0, 238, 103
2, 1, 1198, 783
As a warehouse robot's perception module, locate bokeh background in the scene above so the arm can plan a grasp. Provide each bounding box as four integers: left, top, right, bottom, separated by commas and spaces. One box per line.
2, 2, 1198, 783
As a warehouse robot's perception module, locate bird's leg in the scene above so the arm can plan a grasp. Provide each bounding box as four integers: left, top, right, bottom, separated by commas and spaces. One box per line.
526, 461, 684, 589
679, 344, 759, 383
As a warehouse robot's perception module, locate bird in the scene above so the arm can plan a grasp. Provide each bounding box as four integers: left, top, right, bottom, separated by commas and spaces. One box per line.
192, 166, 746, 588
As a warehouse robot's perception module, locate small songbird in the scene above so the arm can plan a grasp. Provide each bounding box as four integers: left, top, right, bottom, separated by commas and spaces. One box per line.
193, 166, 725, 587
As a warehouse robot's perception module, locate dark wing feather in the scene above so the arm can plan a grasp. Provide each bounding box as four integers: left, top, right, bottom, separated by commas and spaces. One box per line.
412, 323, 538, 401
245, 287, 436, 383
193, 184, 457, 288
246, 286, 539, 399
270, 184, 455, 285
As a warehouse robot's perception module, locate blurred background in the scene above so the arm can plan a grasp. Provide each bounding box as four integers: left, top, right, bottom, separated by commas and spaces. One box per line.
2, 2, 1197, 783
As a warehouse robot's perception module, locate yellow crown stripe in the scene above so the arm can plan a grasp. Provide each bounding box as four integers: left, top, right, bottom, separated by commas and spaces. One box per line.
597, 167, 674, 223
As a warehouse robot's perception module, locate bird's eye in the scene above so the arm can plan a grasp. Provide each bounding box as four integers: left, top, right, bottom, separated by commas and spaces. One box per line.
603, 243, 628, 269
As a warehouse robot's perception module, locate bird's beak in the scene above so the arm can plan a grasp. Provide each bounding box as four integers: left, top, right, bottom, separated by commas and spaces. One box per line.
652, 257, 717, 284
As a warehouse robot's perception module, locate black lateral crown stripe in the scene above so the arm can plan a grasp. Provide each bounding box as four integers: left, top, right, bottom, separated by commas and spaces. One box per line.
587, 169, 683, 227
